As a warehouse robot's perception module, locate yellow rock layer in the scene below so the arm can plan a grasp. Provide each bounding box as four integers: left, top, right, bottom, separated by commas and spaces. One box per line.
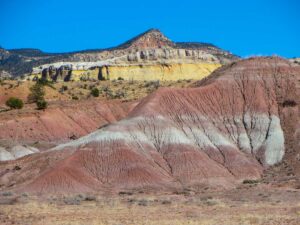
100, 63, 221, 81
71, 69, 99, 81
26, 73, 42, 80
27, 63, 221, 81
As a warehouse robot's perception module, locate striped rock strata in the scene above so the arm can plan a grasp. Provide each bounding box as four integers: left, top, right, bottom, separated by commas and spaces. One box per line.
0, 57, 299, 194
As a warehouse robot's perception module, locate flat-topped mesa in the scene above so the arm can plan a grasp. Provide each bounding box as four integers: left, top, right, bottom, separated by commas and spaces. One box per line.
0, 29, 239, 80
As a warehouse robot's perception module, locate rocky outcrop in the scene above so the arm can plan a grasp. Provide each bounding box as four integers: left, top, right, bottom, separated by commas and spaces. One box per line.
41, 65, 72, 81
0, 70, 12, 78
0, 57, 298, 194
118, 29, 175, 49
0, 145, 39, 161
98, 63, 220, 81
29, 46, 228, 81
0, 147, 14, 161
0, 29, 238, 79
30, 46, 225, 81
125, 48, 222, 63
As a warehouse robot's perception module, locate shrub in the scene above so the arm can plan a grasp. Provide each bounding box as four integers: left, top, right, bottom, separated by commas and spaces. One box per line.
114, 89, 126, 99
27, 81, 49, 110
161, 200, 172, 205
138, 199, 148, 206
37, 78, 55, 89
90, 88, 100, 97
117, 77, 124, 80
89, 84, 95, 90
2, 192, 13, 196
118, 191, 133, 196
21, 192, 29, 197
63, 197, 81, 205
282, 100, 297, 107
204, 199, 218, 206
36, 99, 48, 110
28, 83, 45, 103
13, 165, 21, 171
242, 179, 260, 184
84, 195, 96, 201
72, 96, 79, 100
144, 80, 160, 89
6, 97, 24, 109
69, 134, 77, 140
62, 85, 68, 91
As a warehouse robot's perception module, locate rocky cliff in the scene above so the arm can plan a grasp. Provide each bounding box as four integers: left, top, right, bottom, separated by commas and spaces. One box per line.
98, 63, 220, 81
0, 29, 238, 80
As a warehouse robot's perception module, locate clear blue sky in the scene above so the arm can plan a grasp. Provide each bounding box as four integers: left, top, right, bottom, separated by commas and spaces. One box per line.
0, 0, 299, 57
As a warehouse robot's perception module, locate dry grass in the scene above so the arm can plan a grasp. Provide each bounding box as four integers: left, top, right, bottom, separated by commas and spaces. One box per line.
57, 79, 193, 101
0, 190, 299, 225
0, 79, 193, 107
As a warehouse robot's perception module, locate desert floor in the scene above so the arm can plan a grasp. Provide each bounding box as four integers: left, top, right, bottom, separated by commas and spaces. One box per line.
0, 184, 299, 225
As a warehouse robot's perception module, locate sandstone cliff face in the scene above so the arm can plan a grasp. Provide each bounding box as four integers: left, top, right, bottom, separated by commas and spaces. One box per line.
99, 63, 220, 81
32, 46, 224, 81
0, 57, 297, 194
0, 29, 238, 80
40, 65, 72, 81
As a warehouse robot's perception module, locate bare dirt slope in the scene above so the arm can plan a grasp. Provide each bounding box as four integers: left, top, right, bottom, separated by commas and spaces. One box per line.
0, 57, 299, 194
0, 99, 136, 143
0, 79, 192, 144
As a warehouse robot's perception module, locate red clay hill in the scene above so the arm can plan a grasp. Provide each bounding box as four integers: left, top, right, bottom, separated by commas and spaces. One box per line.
0, 57, 299, 194
0, 99, 136, 143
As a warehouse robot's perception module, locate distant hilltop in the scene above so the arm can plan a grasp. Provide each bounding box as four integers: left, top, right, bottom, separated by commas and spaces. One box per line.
0, 29, 239, 81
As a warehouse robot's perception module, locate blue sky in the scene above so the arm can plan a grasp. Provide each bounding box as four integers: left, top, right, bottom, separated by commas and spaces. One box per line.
0, 0, 299, 57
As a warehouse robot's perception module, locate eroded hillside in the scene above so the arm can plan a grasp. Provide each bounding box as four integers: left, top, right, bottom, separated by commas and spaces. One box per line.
0, 57, 298, 194
0, 79, 192, 159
